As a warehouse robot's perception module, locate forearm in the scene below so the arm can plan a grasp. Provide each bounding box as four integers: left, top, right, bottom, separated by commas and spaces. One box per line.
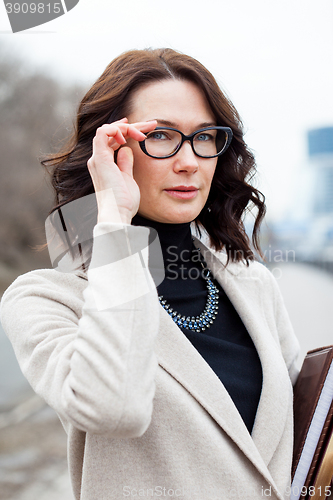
0, 223, 160, 437
65, 222, 159, 435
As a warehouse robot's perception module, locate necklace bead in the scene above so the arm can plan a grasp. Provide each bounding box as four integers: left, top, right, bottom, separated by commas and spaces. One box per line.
158, 245, 219, 333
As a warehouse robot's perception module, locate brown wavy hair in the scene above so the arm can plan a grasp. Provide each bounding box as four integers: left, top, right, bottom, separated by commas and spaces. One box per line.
42, 48, 266, 264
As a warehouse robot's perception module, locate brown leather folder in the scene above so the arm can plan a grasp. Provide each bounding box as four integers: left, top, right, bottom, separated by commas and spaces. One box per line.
292, 346, 333, 500
311, 424, 333, 499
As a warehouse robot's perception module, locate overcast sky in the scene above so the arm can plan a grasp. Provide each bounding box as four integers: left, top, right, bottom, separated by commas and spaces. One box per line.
1, 0, 333, 221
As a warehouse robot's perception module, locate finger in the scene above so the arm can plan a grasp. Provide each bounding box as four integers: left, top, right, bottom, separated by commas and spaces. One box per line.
117, 147, 134, 177
125, 120, 158, 141
93, 125, 127, 153
107, 137, 122, 151
101, 121, 155, 138
100, 120, 156, 136
104, 117, 128, 126
129, 120, 157, 133
94, 120, 157, 151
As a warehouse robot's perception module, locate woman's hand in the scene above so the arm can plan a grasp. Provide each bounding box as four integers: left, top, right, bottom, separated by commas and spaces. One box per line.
87, 118, 157, 225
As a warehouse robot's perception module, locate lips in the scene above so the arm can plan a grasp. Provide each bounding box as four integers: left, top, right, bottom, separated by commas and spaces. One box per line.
166, 185, 198, 191
164, 186, 199, 200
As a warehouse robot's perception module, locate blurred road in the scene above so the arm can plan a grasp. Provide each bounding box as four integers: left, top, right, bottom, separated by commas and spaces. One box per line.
0, 262, 332, 500
272, 262, 333, 367
0, 324, 33, 411
0, 311, 74, 499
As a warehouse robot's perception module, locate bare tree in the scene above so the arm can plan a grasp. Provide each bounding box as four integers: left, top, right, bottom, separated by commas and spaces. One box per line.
0, 45, 86, 282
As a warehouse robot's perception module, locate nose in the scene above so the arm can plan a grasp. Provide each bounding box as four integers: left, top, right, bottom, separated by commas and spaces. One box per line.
173, 141, 199, 173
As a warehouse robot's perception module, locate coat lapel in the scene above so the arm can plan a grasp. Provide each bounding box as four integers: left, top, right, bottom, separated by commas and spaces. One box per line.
155, 308, 274, 484
155, 237, 292, 492
192, 238, 292, 465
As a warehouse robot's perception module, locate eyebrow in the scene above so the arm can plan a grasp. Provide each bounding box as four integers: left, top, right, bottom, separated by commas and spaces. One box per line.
153, 119, 217, 129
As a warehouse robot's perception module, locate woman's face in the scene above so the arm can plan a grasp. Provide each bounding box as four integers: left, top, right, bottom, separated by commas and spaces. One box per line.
126, 79, 218, 224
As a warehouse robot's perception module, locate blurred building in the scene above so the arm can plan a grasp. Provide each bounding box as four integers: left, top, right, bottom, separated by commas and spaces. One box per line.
269, 126, 333, 270
309, 127, 333, 215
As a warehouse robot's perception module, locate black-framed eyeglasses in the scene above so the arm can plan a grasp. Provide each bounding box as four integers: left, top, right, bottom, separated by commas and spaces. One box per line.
139, 126, 233, 159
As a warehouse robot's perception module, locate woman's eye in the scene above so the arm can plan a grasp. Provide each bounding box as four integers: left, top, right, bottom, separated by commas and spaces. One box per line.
147, 131, 168, 141
196, 133, 213, 142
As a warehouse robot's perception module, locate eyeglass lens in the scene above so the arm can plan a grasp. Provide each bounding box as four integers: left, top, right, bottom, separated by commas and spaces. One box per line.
144, 128, 228, 158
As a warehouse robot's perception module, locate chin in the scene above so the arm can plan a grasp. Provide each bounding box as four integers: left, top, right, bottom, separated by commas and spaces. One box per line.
139, 203, 203, 224
159, 210, 200, 224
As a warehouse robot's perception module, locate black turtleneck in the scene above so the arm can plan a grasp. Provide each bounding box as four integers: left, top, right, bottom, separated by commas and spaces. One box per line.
132, 214, 262, 433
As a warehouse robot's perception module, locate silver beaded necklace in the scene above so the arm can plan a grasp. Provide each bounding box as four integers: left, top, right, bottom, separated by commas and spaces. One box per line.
158, 244, 219, 333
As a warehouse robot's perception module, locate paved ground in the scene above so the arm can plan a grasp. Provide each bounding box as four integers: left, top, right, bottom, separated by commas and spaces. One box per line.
0, 405, 73, 500
0, 262, 332, 499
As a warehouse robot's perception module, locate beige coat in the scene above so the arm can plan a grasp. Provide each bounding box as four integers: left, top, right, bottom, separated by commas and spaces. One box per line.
0, 223, 299, 500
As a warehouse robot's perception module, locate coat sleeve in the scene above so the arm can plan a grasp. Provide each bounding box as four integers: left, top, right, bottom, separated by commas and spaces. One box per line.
0, 222, 160, 438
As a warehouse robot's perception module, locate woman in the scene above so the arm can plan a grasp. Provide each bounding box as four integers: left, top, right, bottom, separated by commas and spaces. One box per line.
0, 48, 299, 500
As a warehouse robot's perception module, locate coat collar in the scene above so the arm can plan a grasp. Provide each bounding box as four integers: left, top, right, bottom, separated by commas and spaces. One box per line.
192, 236, 249, 276
155, 237, 292, 498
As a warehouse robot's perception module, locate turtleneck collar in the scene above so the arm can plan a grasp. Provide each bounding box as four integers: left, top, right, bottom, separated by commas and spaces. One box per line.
131, 213, 193, 266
